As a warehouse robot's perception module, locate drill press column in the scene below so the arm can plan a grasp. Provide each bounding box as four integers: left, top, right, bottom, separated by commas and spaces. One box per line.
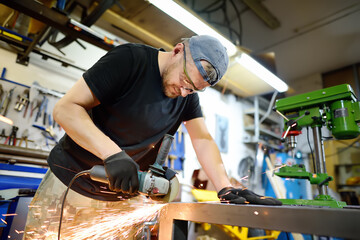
312, 126, 327, 195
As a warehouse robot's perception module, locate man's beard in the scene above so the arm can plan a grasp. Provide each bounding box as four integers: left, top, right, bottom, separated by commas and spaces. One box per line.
161, 63, 180, 99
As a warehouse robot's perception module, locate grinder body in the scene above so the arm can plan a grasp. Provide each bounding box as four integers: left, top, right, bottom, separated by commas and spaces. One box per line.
89, 165, 170, 197
89, 134, 179, 202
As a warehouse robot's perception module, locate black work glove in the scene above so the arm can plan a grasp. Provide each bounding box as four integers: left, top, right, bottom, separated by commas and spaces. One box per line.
104, 151, 139, 194
218, 187, 282, 205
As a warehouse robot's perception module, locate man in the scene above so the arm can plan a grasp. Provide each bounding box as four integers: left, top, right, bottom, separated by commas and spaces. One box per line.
24, 35, 280, 239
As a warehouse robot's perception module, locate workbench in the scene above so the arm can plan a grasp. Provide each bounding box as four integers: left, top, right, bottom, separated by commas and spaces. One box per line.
158, 203, 360, 240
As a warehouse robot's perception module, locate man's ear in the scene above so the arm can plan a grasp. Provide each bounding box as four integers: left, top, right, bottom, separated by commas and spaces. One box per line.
172, 43, 183, 56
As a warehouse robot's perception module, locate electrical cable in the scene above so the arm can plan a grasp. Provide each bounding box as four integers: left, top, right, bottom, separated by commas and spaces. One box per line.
58, 170, 90, 240
196, 0, 224, 13
192, 0, 243, 46
259, 91, 278, 124
229, 0, 243, 45
306, 126, 316, 172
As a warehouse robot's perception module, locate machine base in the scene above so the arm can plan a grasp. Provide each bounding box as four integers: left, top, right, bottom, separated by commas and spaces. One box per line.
279, 195, 347, 208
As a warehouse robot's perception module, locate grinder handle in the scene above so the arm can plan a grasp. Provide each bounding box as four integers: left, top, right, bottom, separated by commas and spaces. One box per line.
89, 165, 144, 186
155, 134, 174, 166
89, 165, 109, 184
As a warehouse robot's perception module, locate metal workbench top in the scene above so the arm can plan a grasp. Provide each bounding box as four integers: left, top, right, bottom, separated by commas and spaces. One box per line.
158, 202, 360, 240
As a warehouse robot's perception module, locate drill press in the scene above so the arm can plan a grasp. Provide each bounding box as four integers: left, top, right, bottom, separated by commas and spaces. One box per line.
273, 84, 360, 208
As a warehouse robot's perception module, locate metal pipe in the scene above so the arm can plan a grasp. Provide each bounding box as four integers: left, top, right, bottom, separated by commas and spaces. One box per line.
0, 153, 48, 166
312, 126, 327, 195
0, 145, 49, 159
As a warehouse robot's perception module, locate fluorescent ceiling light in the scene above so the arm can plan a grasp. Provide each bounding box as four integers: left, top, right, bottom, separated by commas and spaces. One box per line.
149, 0, 289, 93
236, 53, 289, 92
148, 0, 238, 56
0, 115, 13, 125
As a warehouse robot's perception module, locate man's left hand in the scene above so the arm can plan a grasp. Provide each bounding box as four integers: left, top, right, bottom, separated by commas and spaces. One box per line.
218, 187, 282, 205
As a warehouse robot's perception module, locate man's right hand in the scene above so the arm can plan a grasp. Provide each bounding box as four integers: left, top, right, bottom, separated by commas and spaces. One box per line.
103, 151, 139, 194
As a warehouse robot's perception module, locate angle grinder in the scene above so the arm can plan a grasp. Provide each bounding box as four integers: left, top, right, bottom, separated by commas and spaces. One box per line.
88, 134, 180, 202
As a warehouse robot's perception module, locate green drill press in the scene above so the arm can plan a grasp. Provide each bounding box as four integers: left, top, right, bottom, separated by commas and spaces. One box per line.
273, 84, 360, 208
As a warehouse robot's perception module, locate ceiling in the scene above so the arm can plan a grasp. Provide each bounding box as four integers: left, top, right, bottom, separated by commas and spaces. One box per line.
93, 0, 360, 96
1, 0, 359, 97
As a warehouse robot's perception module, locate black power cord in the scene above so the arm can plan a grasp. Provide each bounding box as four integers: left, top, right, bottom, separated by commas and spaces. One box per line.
58, 170, 90, 240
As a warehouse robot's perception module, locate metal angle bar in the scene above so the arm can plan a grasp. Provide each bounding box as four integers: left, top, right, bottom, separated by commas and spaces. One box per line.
158, 203, 360, 240
0, 0, 113, 51
0, 33, 87, 72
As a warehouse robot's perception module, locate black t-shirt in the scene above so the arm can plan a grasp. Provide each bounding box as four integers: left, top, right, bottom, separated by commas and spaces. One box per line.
47, 43, 203, 200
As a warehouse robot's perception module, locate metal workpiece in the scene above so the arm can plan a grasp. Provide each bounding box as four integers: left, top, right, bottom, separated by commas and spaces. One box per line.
158, 203, 360, 240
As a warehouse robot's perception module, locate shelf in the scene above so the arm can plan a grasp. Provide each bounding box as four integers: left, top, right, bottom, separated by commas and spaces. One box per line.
244, 108, 281, 125
335, 163, 360, 167
245, 126, 282, 140
0, 0, 115, 51
337, 184, 360, 188
243, 139, 282, 151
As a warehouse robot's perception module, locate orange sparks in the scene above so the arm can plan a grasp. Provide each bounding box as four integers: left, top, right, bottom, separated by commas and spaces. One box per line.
25, 201, 166, 240
1, 218, 7, 225
1, 213, 17, 217
59, 203, 165, 240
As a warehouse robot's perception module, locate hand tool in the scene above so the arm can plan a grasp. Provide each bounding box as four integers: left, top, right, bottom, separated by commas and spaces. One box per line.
35, 96, 46, 122
0, 90, 7, 111
0, 129, 5, 142
273, 84, 360, 208
14, 89, 29, 112
4, 126, 19, 145
23, 99, 30, 117
89, 134, 180, 202
0, 84, 4, 106
32, 124, 58, 144
19, 129, 29, 148
1, 87, 16, 116
43, 97, 48, 125
30, 98, 41, 118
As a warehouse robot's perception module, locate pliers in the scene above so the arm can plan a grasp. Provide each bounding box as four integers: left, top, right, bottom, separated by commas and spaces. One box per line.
19, 129, 29, 148
32, 124, 58, 144
4, 126, 19, 145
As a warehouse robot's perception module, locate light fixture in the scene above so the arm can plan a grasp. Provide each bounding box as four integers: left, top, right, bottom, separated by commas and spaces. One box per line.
236, 53, 288, 92
148, 0, 237, 56
149, 0, 289, 93
0, 115, 13, 125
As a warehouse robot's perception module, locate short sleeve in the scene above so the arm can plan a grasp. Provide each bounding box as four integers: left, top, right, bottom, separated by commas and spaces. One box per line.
182, 93, 203, 121
83, 45, 133, 104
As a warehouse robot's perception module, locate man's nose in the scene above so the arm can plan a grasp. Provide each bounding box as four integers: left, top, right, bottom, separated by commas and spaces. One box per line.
180, 87, 190, 97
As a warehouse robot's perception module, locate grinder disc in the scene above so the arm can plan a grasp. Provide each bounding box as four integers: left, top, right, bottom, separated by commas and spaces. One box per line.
151, 176, 180, 202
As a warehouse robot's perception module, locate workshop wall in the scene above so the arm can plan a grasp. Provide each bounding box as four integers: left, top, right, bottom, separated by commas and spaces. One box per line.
0, 38, 106, 151
180, 88, 256, 201
0, 48, 80, 93
287, 73, 323, 96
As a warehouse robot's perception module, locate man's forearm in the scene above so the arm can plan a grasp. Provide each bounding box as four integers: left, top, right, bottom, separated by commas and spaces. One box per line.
53, 102, 121, 160
193, 138, 232, 191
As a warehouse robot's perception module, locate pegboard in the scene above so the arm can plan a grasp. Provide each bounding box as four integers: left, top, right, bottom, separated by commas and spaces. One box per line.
0, 69, 65, 151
